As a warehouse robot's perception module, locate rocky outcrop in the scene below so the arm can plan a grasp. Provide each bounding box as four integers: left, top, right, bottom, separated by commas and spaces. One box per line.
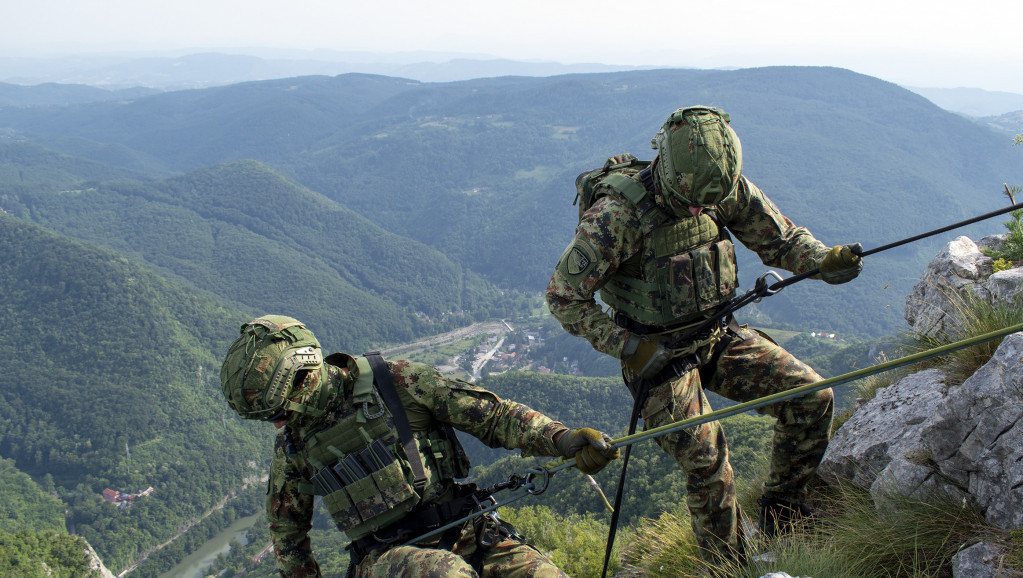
903, 234, 1020, 339
904, 236, 992, 338
919, 331, 1023, 529
84, 539, 116, 578
951, 542, 1006, 578
822, 235, 1023, 534
818, 369, 948, 492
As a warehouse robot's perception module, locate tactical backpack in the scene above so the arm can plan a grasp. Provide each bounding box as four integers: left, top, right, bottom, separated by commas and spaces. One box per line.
573, 153, 652, 222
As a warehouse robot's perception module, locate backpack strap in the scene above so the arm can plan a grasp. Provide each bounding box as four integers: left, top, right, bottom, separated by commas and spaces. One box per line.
598, 166, 669, 231
364, 352, 428, 493
600, 172, 649, 206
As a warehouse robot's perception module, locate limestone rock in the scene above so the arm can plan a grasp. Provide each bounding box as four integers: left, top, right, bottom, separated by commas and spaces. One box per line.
829, 232, 1023, 529
919, 332, 1023, 529
819, 369, 947, 489
903, 236, 993, 338
951, 542, 1005, 578
84, 540, 116, 578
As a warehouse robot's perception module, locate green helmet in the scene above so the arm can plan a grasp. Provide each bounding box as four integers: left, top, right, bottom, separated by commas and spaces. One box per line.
220, 315, 335, 420
651, 106, 743, 212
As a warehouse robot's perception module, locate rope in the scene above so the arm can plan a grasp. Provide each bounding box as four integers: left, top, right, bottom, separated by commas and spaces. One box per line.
767, 200, 1023, 294
401, 321, 1023, 547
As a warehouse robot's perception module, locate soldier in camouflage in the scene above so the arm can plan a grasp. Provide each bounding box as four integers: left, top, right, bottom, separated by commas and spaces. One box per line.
220, 315, 619, 578
546, 106, 863, 562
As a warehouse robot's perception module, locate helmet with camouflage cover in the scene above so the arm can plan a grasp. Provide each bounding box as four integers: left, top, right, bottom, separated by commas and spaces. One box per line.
220, 315, 338, 420
651, 106, 742, 214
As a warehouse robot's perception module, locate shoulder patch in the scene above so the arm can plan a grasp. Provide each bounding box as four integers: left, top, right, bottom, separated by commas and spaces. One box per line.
566, 246, 592, 274
557, 239, 600, 278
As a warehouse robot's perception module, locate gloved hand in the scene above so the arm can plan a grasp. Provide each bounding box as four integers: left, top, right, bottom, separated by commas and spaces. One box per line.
819, 243, 863, 284
556, 428, 621, 474
623, 335, 673, 378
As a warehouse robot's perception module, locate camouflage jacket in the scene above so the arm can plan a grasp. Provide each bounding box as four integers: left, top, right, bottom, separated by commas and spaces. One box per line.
546, 175, 830, 358
266, 358, 567, 577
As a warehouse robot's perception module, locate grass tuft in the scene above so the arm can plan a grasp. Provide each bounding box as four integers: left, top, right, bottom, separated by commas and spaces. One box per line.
911, 287, 1023, 385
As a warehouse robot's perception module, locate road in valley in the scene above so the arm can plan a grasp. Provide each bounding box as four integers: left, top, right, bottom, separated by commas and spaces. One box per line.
378, 320, 514, 381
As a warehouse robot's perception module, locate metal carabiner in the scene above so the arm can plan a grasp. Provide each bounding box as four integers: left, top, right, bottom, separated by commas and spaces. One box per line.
523, 467, 550, 495
753, 270, 785, 302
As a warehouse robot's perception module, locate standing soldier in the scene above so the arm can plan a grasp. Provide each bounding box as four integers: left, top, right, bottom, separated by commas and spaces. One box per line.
220, 315, 619, 577
546, 106, 862, 562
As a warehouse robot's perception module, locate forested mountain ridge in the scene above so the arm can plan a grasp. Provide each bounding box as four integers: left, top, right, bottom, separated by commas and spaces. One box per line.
2, 66, 1020, 338
0, 213, 270, 571
1, 155, 518, 352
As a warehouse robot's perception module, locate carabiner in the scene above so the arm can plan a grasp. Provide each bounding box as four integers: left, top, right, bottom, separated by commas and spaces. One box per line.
523, 467, 550, 495
753, 270, 785, 302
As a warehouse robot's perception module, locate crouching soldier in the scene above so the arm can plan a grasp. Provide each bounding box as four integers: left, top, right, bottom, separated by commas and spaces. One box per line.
220, 315, 620, 577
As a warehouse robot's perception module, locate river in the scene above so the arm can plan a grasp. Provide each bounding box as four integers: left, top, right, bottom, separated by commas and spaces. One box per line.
157, 512, 262, 578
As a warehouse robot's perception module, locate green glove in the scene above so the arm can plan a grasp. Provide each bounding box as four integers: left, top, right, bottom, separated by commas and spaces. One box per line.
819, 243, 863, 284
555, 428, 621, 475
623, 335, 672, 378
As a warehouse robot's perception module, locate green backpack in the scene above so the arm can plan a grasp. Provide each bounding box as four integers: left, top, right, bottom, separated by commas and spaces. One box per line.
573, 153, 653, 221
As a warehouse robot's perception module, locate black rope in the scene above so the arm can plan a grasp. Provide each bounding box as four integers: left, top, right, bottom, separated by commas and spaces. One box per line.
767, 200, 1023, 293
600, 385, 645, 578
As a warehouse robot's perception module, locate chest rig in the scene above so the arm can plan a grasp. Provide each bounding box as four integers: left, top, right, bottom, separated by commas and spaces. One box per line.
295, 353, 470, 541
597, 167, 739, 330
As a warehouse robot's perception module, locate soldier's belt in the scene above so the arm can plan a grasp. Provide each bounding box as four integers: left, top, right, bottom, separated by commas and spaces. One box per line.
350, 484, 482, 551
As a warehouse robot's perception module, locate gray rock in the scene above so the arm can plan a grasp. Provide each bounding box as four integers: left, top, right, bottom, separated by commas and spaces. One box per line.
869, 455, 966, 509
919, 332, 1023, 529
904, 236, 993, 338
84, 540, 116, 578
988, 267, 1023, 304
829, 234, 1023, 532
951, 542, 1005, 578
819, 369, 947, 490
975, 233, 1007, 253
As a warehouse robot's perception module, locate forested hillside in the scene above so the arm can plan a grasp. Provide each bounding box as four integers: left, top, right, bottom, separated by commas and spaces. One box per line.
0, 214, 270, 572
0, 152, 516, 352
0, 458, 65, 534
2, 67, 1019, 337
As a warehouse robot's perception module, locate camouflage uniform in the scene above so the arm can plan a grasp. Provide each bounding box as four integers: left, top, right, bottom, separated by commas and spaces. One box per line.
547, 174, 835, 557
266, 357, 568, 577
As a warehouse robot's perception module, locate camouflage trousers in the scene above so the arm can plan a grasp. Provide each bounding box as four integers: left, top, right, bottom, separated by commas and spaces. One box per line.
633, 325, 834, 559
355, 520, 566, 578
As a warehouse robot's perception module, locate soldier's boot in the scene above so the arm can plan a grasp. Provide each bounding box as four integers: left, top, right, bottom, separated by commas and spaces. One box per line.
758, 496, 813, 538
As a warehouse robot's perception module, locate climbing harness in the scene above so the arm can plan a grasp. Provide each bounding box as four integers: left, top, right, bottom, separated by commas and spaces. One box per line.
399, 466, 553, 547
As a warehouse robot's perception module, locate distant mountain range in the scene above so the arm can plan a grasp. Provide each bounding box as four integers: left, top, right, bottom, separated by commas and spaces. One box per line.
907, 86, 1023, 117
0, 51, 651, 89
3, 50, 1022, 118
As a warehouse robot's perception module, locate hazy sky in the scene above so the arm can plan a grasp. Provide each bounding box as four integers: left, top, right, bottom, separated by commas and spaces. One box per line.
3, 0, 1022, 93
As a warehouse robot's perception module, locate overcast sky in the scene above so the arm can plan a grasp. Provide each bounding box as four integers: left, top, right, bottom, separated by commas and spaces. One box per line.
3, 0, 1022, 93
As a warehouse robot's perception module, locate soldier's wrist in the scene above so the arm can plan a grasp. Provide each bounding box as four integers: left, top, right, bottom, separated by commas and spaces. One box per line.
545, 424, 571, 456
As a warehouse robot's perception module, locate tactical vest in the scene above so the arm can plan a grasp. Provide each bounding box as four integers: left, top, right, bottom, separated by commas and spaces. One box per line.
596, 168, 739, 329
296, 355, 470, 541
